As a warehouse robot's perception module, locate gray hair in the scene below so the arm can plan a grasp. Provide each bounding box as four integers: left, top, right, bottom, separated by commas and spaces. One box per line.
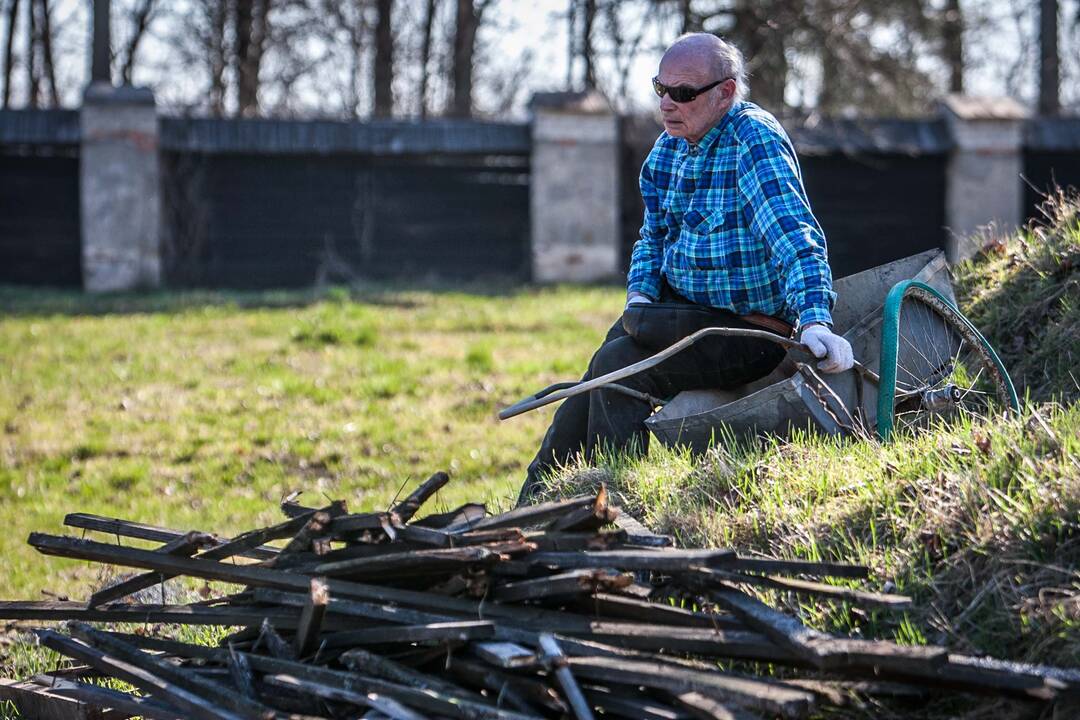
672, 33, 748, 102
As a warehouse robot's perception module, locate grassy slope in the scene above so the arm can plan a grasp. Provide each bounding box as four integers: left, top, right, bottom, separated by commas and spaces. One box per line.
541, 195, 1080, 716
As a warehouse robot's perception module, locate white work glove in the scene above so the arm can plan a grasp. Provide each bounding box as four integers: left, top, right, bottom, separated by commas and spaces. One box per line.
800, 323, 854, 374
625, 292, 653, 308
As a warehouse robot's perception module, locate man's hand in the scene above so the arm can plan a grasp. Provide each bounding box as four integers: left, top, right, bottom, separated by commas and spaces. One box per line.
626, 292, 653, 308
800, 324, 853, 373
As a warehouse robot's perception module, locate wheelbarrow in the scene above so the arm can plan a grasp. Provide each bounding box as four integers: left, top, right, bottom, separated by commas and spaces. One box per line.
499, 250, 1019, 445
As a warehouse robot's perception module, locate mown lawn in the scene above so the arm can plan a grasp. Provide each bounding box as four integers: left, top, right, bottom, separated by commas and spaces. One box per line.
0, 283, 625, 602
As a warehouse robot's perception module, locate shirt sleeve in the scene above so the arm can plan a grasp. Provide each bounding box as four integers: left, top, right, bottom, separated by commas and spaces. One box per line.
626, 154, 666, 300
735, 126, 835, 328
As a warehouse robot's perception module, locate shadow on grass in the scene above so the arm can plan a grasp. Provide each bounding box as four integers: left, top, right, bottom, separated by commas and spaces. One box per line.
0, 277, 620, 318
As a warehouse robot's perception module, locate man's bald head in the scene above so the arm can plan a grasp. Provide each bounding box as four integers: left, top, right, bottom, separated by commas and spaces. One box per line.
661, 33, 746, 102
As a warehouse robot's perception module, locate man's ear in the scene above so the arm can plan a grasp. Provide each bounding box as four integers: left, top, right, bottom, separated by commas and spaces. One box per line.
721, 78, 736, 102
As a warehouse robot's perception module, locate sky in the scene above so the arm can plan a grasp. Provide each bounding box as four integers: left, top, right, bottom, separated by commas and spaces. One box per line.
3, 0, 1078, 117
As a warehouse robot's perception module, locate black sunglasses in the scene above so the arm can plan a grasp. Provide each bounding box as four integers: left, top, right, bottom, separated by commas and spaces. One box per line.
652, 76, 732, 103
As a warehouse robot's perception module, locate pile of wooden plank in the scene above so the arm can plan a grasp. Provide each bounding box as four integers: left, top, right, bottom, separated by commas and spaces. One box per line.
1, 472, 1078, 719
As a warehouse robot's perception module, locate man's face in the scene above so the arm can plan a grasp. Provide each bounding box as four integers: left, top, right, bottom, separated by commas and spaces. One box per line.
656, 52, 734, 143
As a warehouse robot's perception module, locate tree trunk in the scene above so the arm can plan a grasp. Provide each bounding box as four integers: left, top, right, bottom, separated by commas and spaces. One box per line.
26, 0, 37, 107
450, 0, 481, 117
581, 0, 596, 90
91, 0, 110, 84
2, 0, 20, 108
234, 0, 269, 116
418, 0, 436, 118
373, 0, 393, 117
120, 0, 154, 85
942, 0, 963, 94
207, 0, 227, 116
38, 0, 57, 105
566, 0, 576, 89
1038, 0, 1059, 116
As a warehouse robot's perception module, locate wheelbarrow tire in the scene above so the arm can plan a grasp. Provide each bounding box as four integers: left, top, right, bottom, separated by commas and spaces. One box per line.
877, 280, 1019, 440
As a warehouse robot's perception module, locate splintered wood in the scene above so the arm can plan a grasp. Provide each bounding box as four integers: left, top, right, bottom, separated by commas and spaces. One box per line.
2, 471, 1078, 720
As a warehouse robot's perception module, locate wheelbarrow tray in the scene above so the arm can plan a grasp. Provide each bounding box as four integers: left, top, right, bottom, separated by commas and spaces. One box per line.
645, 249, 955, 450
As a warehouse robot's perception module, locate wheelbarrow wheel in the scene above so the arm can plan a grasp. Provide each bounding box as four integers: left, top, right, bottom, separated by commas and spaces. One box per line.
877, 280, 1019, 440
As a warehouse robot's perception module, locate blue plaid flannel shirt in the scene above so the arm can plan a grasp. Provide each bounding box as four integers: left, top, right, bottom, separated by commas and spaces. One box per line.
628, 101, 836, 328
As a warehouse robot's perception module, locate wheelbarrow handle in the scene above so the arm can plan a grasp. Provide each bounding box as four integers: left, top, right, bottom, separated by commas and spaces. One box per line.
499, 327, 813, 421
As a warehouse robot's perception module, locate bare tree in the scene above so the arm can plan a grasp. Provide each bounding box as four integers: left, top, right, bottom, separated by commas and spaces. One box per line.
373, 0, 393, 117
942, 0, 963, 93
449, 0, 493, 117
418, 0, 437, 117
605, 0, 652, 103
581, 0, 597, 90
37, 0, 57, 104
1039, 0, 1059, 114
26, 0, 37, 107
2, 0, 20, 108
206, 0, 228, 115
235, 0, 272, 116
119, 0, 156, 85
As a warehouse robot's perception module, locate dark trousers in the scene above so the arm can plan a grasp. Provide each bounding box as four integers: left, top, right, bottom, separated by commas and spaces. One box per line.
518, 293, 787, 505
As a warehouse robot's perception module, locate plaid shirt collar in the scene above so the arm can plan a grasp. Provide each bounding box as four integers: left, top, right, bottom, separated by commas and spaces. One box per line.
678, 102, 742, 156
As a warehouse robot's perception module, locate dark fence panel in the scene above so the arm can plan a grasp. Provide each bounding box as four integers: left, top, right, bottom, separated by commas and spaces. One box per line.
799, 153, 948, 278
160, 118, 531, 288
1024, 118, 1080, 220
620, 115, 950, 280
0, 110, 81, 287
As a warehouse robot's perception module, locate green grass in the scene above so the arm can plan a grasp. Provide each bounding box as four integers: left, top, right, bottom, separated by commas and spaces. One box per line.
0, 283, 624, 607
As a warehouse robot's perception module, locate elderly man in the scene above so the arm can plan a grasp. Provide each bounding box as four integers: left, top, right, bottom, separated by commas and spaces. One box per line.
518, 33, 852, 504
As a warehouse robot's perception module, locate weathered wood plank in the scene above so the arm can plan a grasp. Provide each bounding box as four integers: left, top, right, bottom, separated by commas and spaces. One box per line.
241, 652, 543, 720
311, 545, 514, 579
67, 622, 276, 719
392, 471, 450, 523
446, 495, 600, 533
672, 691, 763, 720
263, 673, 428, 720
547, 486, 617, 533
88, 532, 217, 607
493, 569, 632, 603
443, 659, 547, 715
571, 594, 744, 630
566, 656, 815, 719
294, 577, 329, 657
528, 549, 736, 572
36, 629, 246, 720
447, 656, 566, 714
539, 634, 595, 720
321, 621, 496, 649
707, 585, 945, 673
37, 678, 185, 720
581, 685, 690, 719
470, 641, 539, 670
63, 513, 278, 560
689, 567, 911, 609
0, 678, 117, 720
412, 503, 487, 529
525, 530, 627, 552
0, 600, 314, 629
340, 647, 483, 700
726, 557, 868, 579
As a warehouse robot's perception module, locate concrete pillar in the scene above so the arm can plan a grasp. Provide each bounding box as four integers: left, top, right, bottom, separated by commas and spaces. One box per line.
530, 91, 620, 283
81, 83, 161, 292
942, 95, 1028, 262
